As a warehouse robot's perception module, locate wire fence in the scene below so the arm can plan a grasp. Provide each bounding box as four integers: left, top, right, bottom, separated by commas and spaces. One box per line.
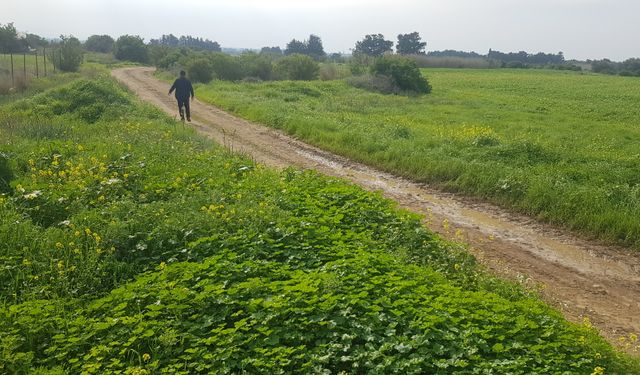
0, 48, 61, 89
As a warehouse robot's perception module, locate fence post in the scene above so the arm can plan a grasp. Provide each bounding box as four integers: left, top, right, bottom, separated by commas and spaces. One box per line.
43, 48, 47, 76
23, 53, 26, 79
52, 49, 56, 73
10, 53, 14, 87
35, 52, 39, 78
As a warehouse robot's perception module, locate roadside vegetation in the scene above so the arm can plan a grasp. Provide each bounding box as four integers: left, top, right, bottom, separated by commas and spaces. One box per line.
2, 73, 638, 373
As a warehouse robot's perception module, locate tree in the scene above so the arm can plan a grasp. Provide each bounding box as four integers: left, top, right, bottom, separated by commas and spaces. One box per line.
0, 23, 20, 53
54, 35, 84, 72
306, 34, 326, 60
621, 58, 640, 76
396, 32, 426, 55
260, 46, 283, 56
354, 34, 393, 57
84, 35, 115, 53
114, 35, 148, 63
284, 35, 326, 60
285, 39, 306, 55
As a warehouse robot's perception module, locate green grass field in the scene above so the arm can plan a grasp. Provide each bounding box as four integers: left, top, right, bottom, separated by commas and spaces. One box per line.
2, 75, 638, 373
188, 69, 640, 249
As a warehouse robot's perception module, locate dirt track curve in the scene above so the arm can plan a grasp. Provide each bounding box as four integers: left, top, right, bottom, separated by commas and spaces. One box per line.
113, 67, 640, 350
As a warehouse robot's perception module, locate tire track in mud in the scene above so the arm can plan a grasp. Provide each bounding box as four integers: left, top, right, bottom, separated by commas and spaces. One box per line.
112, 67, 640, 351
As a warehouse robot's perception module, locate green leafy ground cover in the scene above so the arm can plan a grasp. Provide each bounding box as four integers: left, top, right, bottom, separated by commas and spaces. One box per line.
185, 69, 640, 249
1, 77, 638, 373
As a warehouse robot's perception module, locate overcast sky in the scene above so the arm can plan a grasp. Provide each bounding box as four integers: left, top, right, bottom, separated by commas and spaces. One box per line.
4, 0, 640, 61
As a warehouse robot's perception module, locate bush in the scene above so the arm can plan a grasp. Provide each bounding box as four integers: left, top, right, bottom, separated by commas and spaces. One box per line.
209, 53, 243, 81
114, 35, 148, 63
372, 56, 431, 94
274, 54, 319, 81
347, 74, 401, 94
186, 58, 213, 83
54, 35, 84, 72
238, 52, 273, 81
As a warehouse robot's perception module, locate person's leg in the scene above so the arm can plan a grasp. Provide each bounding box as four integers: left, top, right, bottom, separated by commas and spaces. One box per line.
177, 98, 185, 120
185, 98, 191, 121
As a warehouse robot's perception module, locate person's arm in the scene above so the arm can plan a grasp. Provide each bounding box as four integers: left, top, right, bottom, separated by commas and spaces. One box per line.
168, 80, 177, 95
189, 81, 194, 99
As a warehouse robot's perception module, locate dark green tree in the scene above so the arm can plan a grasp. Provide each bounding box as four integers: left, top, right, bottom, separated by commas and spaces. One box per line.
621, 58, 640, 76
396, 32, 426, 55
0, 23, 20, 53
285, 39, 306, 55
354, 34, 393, 57
114, 35, 148, 63
260, 46, 283, 56
84, 35, 115, 53
54, 35, 84, 72
306, 34, 326, 60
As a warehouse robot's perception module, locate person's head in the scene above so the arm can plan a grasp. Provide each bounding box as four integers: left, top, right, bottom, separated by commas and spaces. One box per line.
179, 70, 186, 77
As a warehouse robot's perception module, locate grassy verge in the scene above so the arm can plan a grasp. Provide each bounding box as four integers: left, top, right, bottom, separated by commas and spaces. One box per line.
1, 75, 638, 373
182, 69, 640, 249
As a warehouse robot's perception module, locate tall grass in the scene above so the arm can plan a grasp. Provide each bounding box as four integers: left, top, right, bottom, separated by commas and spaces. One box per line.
192, 69, 640, 249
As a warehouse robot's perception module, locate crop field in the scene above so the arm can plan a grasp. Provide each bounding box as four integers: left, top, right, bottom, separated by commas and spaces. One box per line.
1, 75, 638, 373
190, 69, 640, 249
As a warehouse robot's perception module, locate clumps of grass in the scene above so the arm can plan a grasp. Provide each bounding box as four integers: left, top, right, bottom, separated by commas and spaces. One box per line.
12, 77, 130, 123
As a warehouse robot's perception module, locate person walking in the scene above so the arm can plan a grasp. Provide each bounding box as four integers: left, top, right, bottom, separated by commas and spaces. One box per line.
168, 70, 195, 122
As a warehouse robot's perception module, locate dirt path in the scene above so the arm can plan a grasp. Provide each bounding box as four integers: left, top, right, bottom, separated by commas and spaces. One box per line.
112, 67, 640, 351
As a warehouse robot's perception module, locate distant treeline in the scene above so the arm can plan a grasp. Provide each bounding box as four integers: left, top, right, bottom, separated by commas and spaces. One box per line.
0, 22, 49, 52
425, 49, 565, 66
149, 34, 221, 52
589, 58, 640, 77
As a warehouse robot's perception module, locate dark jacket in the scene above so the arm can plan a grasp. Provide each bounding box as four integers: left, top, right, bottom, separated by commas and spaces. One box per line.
169, 77, 194, 100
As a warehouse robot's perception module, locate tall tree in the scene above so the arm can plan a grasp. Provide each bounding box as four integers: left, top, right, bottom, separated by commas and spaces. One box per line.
353, 34, 393, 57
84, 35, 115, 53
396, 32, 426, 55
284, 39, 306, 55
114, 35, 148, 63
306, 34, 326, 60
0, 22, 20, 53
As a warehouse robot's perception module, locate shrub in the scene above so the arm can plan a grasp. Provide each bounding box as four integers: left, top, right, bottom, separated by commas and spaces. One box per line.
186, 58, 213, 83
239, 52, 273, 81
54, 35, 84, 72
114, 35, 148, 63
209, 52, 243, 81
274, 54, 319, 81
372, 56, 431, 94
346, 74, 401, 94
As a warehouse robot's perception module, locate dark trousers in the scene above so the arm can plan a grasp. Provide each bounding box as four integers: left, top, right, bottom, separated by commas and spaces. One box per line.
177, 97, 190, 119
